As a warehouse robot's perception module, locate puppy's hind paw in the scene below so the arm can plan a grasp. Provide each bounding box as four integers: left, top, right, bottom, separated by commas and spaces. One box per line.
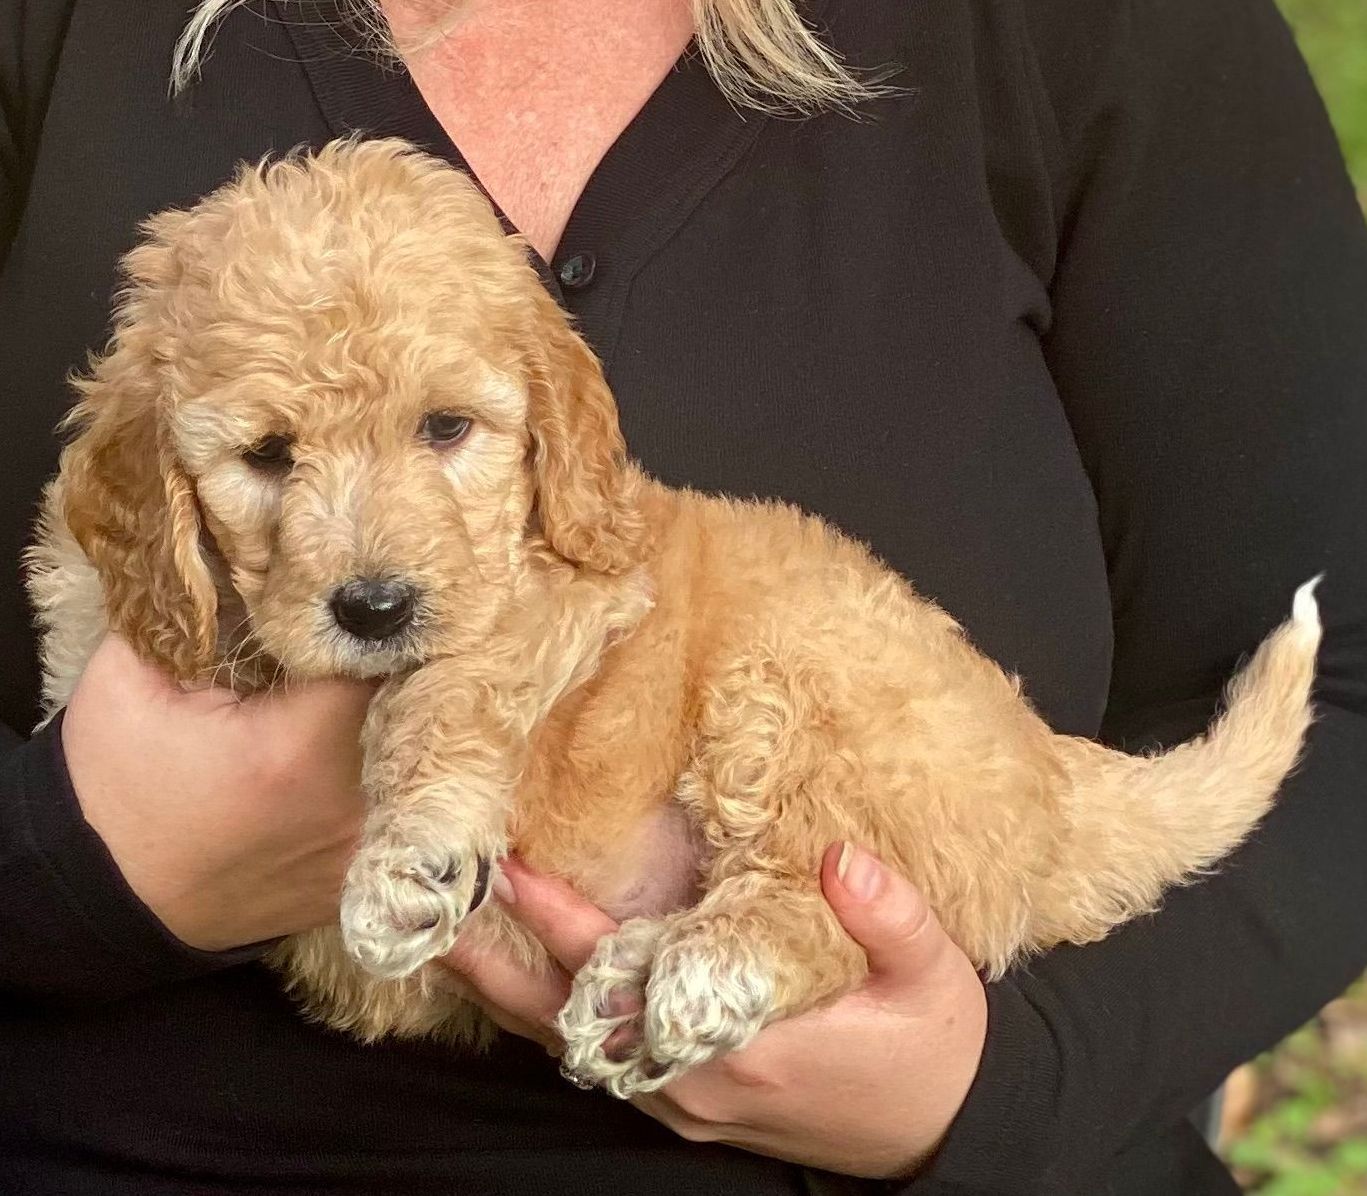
638, 926, 775, 1083
341, 831, 498, 980
557, 918, 664, 1098
557, 915, 776, 1099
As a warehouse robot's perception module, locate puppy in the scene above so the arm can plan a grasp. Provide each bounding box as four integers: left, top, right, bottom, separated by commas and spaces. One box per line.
27, 139, 1321, 1098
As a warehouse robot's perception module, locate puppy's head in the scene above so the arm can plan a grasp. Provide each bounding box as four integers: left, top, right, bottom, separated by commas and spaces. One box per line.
61, 139, 643, 680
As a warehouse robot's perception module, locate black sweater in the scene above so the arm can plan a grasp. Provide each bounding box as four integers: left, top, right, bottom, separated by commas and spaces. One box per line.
3, 2, 1366, 1193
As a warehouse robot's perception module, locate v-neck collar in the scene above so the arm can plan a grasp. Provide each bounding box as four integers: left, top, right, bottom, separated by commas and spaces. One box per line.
278, 0, 825, 366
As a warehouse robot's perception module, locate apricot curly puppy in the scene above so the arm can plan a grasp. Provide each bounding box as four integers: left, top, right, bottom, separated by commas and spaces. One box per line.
27, 140, 1321, 1098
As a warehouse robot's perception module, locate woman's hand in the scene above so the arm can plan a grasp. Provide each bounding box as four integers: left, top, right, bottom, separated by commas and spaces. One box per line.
62, 635, 372, 952
441, 844, 987, 1179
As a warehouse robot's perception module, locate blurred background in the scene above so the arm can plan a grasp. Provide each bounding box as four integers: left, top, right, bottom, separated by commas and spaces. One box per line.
1279, 0, 1367, 200
1219, 5, 1365, 1192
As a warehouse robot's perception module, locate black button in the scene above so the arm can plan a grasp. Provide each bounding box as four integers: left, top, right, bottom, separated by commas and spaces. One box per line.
558, 252, 596, 290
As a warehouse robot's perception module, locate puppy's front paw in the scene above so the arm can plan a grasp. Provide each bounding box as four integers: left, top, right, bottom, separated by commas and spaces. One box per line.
341, 821, 499, 980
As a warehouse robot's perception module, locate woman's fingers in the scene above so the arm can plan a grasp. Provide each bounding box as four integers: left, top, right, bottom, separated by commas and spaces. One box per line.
496, 857, 620, 973
438, 858, 623, 1051
439, 934, 571, 1051
453, 968, 563, 1054
819, 840, 949, 991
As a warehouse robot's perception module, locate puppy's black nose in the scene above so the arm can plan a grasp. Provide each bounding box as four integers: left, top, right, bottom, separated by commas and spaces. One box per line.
329, 579, 417, 642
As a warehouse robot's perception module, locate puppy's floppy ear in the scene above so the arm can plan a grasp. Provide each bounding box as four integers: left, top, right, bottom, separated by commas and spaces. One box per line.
526, 291, 644, 573
60, 239, 219, 680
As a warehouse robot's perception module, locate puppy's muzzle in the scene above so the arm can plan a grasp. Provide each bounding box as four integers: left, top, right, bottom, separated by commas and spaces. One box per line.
330, 578, 418, 642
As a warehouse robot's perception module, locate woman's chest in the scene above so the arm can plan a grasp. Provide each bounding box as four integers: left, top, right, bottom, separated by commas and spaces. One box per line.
561, 127, 1113, 736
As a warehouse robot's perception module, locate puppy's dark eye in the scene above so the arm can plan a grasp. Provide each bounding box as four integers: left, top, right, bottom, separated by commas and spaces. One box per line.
419, 411, 472, 447
242, 435, 294, 472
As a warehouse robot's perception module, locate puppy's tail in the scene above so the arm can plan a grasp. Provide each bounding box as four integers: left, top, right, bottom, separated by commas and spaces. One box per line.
1031, 577, 1322, 955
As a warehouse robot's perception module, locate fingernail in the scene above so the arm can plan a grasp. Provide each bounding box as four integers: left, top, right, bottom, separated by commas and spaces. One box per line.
836, 841, 884, 901
491, 866, 516, 905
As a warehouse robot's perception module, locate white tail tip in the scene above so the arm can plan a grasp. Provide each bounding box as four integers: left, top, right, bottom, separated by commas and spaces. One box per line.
1293, 574, 1324, 628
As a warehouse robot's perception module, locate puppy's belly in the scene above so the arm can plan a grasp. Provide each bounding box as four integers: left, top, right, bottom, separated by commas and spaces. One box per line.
593, 804, 703, 922
283, 805, 704, 1042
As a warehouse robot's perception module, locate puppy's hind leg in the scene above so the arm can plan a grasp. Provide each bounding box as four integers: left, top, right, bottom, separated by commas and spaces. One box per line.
560, 646, 872, 1096
342, 662, 525, 980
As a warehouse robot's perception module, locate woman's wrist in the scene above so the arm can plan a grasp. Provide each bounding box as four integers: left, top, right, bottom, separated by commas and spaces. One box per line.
2, 714, 267, 1002
907, 978, 1067, 1193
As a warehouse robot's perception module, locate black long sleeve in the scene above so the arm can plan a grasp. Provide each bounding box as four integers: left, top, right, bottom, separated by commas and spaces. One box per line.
0, 2, 272, 1011
0, 0, 72, 265
914, 3, 1367, 1191
0, 0, 262, 1007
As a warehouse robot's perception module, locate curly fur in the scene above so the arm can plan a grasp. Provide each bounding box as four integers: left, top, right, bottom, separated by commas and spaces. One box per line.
27, 139, 1323, 1097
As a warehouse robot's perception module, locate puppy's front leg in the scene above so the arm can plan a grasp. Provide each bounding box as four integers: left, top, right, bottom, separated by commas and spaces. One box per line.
342, 662, 525, 980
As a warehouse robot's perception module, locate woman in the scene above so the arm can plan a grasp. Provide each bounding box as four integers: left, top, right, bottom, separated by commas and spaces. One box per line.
2, 0, 1365, 1192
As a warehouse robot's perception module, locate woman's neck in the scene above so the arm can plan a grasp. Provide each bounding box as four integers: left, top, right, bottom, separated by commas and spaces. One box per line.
382, 0, 695, 261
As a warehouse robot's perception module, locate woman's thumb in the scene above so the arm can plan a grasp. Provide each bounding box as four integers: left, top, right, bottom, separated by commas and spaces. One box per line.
820, 841, 952, 986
